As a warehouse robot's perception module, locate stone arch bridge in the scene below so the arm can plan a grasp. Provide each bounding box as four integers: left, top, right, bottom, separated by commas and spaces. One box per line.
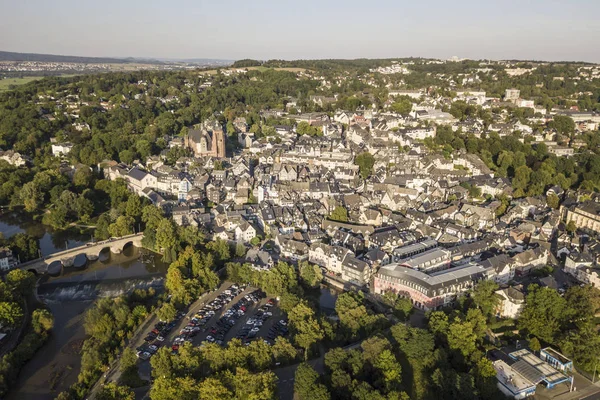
16, 233, 144, 275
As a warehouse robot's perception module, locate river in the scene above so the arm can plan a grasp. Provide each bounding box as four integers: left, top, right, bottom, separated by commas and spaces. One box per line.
7, 244, 168, 400
0, 212, 341, 399
0, 210, 90, 256
319, 285, 340, 315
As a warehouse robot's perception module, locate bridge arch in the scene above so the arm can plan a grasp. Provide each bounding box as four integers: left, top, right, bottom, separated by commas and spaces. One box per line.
47, 261, 63, 277
121, 241, 135, 252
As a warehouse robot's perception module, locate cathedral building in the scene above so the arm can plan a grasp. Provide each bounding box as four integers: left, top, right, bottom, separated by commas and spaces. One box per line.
185, 127, 226, 158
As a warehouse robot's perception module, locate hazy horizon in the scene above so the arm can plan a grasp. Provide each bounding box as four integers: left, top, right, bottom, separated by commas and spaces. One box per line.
1, 0, 599, 63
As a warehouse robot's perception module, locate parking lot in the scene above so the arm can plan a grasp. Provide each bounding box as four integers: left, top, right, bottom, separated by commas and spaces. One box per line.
135, 282, 288, 378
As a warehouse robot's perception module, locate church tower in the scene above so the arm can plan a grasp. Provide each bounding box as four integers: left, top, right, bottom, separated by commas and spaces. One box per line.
214, 128, 225, 158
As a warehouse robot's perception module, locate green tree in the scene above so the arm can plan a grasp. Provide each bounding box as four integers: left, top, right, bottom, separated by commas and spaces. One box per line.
518, 284, 568, 343
31, 308, 54, 334
471, 280, 500, 318
157, 302, 177, 322
529, 337, 541, 353
393, 296, 413, 321
566, 220, 577, 234
546, 193, 560, 209
119, 149, 136, 165
231, 368, 278, 400
120, 347, 142, 387
6, 269, 36, 297
125, 195, 143, 219
299, 261, 323, 288
447, 317, 479, 359
96, 383, 135, 400
335, 291, 385, 339
207, 238, 231, 263
565, 285, 600, 323
390, 99, 413, 116
95, 213, 112, 240
549, 115, 575, 135
294, 362, 330, 400
75, 195, 94, 222
0, 302, 23, 327
288, 303, 324, 360
560, 324, 600, 373
9, 233, 39, 262
355, 152, 375, 179
73, 168, 94, 188
142, 205, 164, 230
512, 165, 532, 196
197, 377, 232, 400
235, 242, 247, 258
19, 181, 43, 212
329, 206, 348, 222
472, 357, 498, 400
374, 349, 402, 392
272, 337, 298, 364
108, 215, 135, 237
156, 218, 177, 253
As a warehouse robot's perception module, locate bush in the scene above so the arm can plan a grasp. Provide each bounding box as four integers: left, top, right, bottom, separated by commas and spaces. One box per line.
0, 323, 51, 396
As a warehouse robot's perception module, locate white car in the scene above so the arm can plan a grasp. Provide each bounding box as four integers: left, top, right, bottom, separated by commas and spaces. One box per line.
149, 345, 158, 352
156, 336, 165, 342
279, 320, 287, 326
246, 319, 256, 325
250, 327, 260, 333
206, 336, 215, 342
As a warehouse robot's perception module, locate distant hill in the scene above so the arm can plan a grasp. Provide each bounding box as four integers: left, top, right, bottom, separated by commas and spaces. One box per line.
0, 51, 145, 64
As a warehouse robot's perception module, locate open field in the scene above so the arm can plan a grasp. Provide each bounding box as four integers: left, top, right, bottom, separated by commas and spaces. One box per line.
199, 66, 310, 75
0, 76, 41, 91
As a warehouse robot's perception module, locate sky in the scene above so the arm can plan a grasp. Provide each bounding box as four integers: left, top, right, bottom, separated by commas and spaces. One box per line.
1, 0, 599, 62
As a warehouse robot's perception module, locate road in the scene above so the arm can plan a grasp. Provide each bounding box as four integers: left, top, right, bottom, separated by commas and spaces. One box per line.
92, 281, 422, 400
89, 283, 227, 399
94, 281, 277, 399
274, 334, 368, 400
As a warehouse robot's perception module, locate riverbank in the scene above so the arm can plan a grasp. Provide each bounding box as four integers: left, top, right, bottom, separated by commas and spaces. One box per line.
6, 301, 90, 400
5, 247, 168, 400
0, 211, 91, 257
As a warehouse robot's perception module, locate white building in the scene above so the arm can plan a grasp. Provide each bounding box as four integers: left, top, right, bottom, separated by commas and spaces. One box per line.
495, 287, 525, 319
235, 221, 256, 243
505, 88, 521, 103
0, 248, 18, 271
51, 143, 73, 157
492, 360, 536, 399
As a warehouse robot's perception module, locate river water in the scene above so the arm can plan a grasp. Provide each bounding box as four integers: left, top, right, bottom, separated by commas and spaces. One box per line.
7, 242, 168, 400
0, 213, 343, 399
319, 285, 340, 315
0, 211, 90, 256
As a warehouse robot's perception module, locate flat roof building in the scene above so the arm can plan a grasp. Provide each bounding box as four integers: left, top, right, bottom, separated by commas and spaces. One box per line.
391, 239, 438, 262
397, 248, 451, 273
508, 349, 572, 389
372, 262, 493, 310
539, 348, 573, 373
493, 360, 536, 399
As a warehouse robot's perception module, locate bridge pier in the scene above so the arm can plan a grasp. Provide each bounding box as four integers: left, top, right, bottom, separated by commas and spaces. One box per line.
111, 246, 122, 254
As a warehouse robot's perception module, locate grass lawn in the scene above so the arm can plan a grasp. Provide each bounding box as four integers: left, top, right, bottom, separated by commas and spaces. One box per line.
0, 76, 41, 91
